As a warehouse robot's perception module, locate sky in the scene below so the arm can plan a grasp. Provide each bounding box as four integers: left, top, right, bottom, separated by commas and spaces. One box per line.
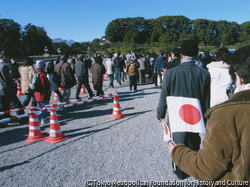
1, 0, 250, 43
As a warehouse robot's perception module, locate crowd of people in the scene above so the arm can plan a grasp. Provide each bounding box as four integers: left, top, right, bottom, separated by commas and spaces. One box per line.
0, 41, 249, 182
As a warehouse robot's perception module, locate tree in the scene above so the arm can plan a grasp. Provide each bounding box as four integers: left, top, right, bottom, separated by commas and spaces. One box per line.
239, 21, 250, 44
22, 23, 52, 55
0, 19, 21, 55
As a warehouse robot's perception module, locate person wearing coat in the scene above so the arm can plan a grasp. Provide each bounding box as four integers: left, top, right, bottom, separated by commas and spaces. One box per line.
75, 54, 94, 99
105, 53, 115, 88
168, 45, 250, 182
156, 40, 211, 179
91, 55, 105, 96
154, 51, 166, 88
20, 57, 37, 106
9, 58, 21, 80
126, 58, 140, 91
34, 60, 51, 124
54, 54, 76, 102
207, 47, 234, 107
137, 54, 146, 85
46, 59, 63, 102
0, 51, 26, 127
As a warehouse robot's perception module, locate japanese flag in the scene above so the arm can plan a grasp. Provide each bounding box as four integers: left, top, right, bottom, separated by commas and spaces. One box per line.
161, 122, 172, 142
167, 96, 206, 134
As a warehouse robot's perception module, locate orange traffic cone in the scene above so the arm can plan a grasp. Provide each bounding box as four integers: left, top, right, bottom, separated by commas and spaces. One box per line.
104, 69, 109, 79
16, 79, 24, 96
79, 84, 87, 94
51, 92, 59, 102
25, 103, 47, 143
90, 83, 94, 88
44, 104, 69, 144
108, 90, 126, 120
59, 87, 64, 91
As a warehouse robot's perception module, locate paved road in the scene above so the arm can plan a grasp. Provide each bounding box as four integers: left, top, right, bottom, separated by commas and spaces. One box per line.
0, 60, 197, 186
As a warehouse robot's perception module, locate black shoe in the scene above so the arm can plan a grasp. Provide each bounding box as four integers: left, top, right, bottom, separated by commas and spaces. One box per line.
90, 94, 95, 97
76, 97, 81, 100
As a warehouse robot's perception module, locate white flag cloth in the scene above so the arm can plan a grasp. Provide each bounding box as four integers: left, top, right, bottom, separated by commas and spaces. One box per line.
161, 122, 172, 142
167, 96, 206, 134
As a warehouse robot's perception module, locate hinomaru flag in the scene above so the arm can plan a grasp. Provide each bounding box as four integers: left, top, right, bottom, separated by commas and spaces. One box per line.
161, 122, 172, 142
167, 96, 206, 134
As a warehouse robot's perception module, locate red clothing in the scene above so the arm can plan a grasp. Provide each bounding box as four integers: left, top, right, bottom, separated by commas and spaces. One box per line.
34, 69, 51, 102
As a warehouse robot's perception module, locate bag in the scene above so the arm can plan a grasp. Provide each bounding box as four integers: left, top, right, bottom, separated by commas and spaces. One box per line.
29, 72, 42, 92
53, 62, 64, 87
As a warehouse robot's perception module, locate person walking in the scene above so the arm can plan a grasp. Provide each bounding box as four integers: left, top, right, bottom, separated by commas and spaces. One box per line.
137, 54, 146, 85
20, 57, 37, 106
113, 52, 124, 85
75, 54, 94, 99
165, 48, 181, 70
126, 58, 140, 91
54, 54, 76, 102
0, 51, 27, 127
156, 40, 210, 179
207, 47, 234, 107
168, 45, 250, 182
105, 53, 115, 88
154, 51, 166, 88
34, 60, 51, 124
91, 55, 105, 96
46, 59, 63, 102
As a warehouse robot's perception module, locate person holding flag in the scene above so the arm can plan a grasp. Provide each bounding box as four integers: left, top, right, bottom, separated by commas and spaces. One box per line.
168, 45, 250, 182
156, 40, 211, 179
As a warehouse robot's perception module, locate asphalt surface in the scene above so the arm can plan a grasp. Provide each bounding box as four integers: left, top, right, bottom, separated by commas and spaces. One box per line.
0, 60, 197, 186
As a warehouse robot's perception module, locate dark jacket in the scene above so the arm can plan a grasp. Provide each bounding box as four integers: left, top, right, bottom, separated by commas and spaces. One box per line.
54, 61, 76, 88
9, 62, 21, 79
34, 69, 51, 102
165, 57, 181, 70
114, 56, 125, 70
172, 90, 250, 182
154, 55, 166, 75
75, 60, 87, 78
91, 62, 105, 90
156, 58, 210, 119
0, 61, 17, 96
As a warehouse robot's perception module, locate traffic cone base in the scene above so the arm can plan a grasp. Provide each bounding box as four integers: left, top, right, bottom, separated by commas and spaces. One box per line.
80, 85, 87, 94
25, 104, 47, 143
108, 113, 126, 120
43, 105, 69, 144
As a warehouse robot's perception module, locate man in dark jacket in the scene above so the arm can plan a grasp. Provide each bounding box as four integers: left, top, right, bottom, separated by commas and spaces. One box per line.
54, 54, 76, 102
113, 52, 124, 85
165, 48, 181, 70
154, 51, 166, 88
156, 40, 210, 179
0, 51, 26, 127
75, 55, 94, 99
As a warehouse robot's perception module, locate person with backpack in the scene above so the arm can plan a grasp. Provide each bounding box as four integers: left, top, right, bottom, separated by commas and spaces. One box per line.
54, 54, 76, 102
34, 60, 51, 125
20, 57, 37, 107
47, 59, 63, 102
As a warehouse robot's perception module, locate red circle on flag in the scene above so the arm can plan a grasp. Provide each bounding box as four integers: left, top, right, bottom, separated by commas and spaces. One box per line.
179, 104, 201, 125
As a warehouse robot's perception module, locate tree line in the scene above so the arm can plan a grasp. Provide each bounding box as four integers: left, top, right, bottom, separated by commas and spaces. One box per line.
105, 16, 250, 47
1, 16, 250, 57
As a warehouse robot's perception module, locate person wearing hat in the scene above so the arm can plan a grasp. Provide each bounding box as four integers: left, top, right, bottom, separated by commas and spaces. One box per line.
75, 54, 94, 99
34, 60, 51, 124
156, 40, 211, 179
